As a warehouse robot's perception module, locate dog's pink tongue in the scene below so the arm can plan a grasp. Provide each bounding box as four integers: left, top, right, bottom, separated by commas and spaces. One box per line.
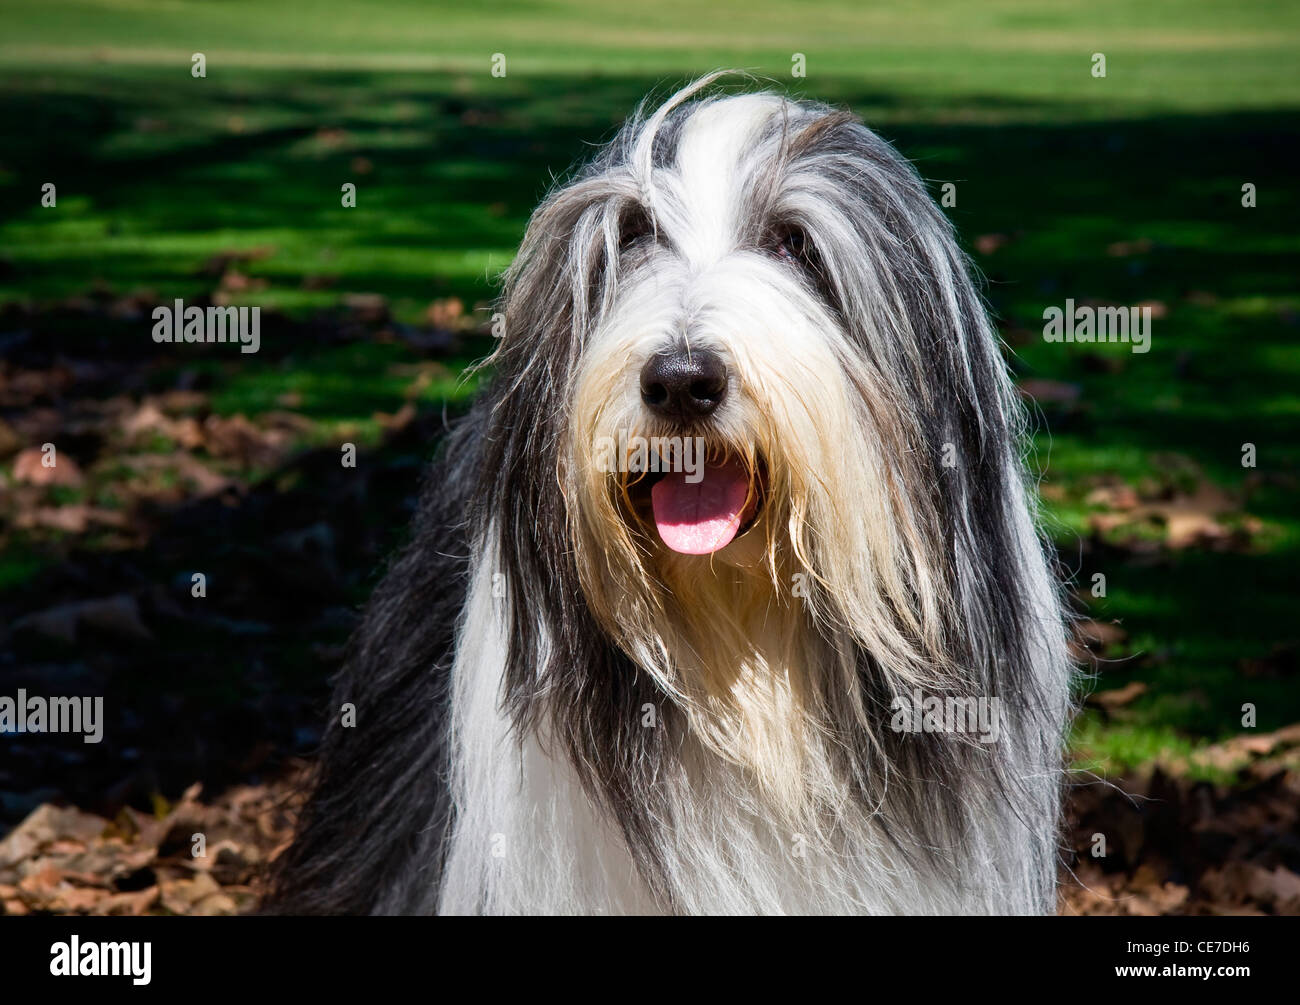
651, 460, 751, 555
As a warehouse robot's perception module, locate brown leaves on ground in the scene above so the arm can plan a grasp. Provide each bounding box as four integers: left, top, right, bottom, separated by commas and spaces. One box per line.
1062, 755, 1300, 915
122, 399, 205, 451
0, 289, 484, 559
373, 401, 416, 433
0, 771, 304, 916
201, 413, 293, 468
974, 232, 1014, 255
1071, 617, 1129, 664
1171, 722, 1300, 778
5, 752, 1296, 916
12, 446, 83, 486
0, 292, 488, 916
425, 297, 464, 330
12, 502, 128, 535
0, 299, 474, 845
0, 385, 301, 553
1087, 680, 1149, 711
1080, 459, 1267, 553
1088, 479, 1246, 549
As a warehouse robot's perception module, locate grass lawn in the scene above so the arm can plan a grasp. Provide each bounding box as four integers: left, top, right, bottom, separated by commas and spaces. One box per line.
1, 0, 1298, 779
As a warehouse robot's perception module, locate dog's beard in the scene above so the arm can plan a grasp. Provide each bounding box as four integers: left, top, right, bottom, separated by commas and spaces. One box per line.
562, 253, 964, 817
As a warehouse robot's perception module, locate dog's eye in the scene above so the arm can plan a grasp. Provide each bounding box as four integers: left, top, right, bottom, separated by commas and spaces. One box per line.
618, 206, 653, 252
773, 226, 810, 266
770, 224, 836, 308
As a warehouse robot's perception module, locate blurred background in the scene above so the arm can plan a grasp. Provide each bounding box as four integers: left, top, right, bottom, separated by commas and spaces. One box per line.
0, 1, 1297, 915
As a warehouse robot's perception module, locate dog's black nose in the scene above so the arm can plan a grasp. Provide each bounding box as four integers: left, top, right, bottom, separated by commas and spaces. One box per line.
639, 347, 728, 420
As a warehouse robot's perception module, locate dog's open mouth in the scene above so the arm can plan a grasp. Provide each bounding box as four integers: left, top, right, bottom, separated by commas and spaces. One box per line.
626, 454, 765, 555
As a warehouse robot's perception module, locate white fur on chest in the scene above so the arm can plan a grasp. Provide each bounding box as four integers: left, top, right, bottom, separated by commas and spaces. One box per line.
438, 555, 658, 914
435, 551, 1039, 916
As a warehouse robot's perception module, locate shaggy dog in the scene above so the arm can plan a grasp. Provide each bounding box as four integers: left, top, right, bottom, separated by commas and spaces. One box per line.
269, 74, 1073, 915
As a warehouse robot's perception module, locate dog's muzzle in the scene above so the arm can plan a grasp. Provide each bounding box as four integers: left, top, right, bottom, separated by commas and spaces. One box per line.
627, 345, 763, 555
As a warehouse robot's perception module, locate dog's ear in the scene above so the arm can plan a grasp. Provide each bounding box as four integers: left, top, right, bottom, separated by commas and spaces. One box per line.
782, 111, 1067, 699
477, 177, 636, 598
773, 112, 1069, 863
481, 175, 644, 564
479, 173, 661, 668
476, 176, 680, 895
495, 179, 644, 374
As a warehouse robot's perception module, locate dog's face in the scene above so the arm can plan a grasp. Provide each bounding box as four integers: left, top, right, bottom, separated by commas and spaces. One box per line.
544, 92, 955, 679
572, 96, 844, 570
489, 81, 1036, 782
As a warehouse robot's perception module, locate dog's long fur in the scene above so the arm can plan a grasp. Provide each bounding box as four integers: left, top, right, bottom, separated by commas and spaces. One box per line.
268, 75, 1074, 915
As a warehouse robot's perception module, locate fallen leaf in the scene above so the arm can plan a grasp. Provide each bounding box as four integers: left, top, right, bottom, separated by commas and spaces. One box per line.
1088, 681, 1149, 710
0, 805, 107, 868
12, 447, 83, 486
374, 401, 415, 432
425, 297, 464, 329
13, 594, 152, 644
974, 233, 1010, 255
94, 886, 160, 916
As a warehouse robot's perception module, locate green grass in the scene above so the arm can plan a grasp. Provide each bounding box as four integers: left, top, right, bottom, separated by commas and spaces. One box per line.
1, 0, 1298, 777
2, 0, 1298, 111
